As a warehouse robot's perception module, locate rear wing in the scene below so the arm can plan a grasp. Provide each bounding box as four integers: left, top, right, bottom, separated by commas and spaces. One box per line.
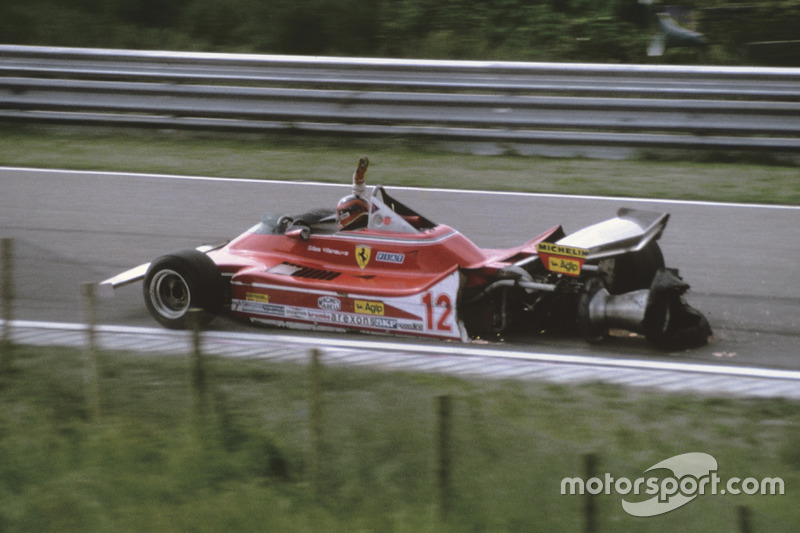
555, 208, 669, 261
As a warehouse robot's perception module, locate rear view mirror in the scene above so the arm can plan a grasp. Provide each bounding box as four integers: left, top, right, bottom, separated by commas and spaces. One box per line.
286, 226, 310, 241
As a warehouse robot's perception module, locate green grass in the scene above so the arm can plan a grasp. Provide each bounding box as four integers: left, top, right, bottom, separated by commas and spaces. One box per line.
0, 344, 797, 532
1, 126, 798, 205
1, 126, 797, 529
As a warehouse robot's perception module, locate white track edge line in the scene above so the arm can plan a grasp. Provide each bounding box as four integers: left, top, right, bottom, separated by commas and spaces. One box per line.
5, 319, 800, 383
3, 167, 798, 211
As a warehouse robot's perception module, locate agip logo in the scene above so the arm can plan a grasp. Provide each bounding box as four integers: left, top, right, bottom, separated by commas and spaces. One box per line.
536, 242, 589, 277
355, 300, 384, 315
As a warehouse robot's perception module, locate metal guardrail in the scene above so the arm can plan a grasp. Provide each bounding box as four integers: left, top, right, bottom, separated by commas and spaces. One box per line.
1, 45, 799, 155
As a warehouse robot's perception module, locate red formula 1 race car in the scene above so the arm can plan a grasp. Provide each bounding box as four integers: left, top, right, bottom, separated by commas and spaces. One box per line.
101, 158, 711, 350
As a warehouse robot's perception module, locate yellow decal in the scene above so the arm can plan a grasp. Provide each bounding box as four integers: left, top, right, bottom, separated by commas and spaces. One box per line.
536, 243, 589, 277
545, 257, 583, 276
355, 300, 385, 315
246, 292, 270, 303
355, 245, 372, 269
536, 242, 589, 259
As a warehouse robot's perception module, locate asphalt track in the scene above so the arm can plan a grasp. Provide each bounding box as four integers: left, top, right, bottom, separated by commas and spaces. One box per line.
1, 167, 798, 372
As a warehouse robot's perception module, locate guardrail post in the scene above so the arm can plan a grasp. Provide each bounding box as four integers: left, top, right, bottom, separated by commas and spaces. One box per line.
309, 348, 323, 497
81, 282, 101, 421
436, 394, 453, 520
1, 238, 15, 374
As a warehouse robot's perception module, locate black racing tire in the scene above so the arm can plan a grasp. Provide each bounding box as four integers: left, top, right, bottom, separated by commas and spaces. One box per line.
143, 249, 224, 329
607, 241, 664, 294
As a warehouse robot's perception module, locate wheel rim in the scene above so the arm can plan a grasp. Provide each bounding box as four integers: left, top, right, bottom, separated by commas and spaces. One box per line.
149, 269, 191, 319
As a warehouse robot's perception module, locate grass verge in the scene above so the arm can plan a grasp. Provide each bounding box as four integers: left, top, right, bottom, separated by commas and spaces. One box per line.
0, 344, 797, 532
1, 126, 798, 205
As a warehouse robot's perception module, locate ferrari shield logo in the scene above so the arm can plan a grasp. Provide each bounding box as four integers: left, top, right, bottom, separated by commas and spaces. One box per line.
355, 245, 371, 269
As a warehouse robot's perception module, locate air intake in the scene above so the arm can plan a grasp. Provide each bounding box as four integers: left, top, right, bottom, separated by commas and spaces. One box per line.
275, 262, 341, 281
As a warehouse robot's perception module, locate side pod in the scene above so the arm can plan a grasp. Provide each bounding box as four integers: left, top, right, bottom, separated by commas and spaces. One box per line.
577, 269, 712, 350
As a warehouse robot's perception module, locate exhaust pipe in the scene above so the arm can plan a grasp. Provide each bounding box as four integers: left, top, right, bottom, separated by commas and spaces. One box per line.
577, 268, 711, 350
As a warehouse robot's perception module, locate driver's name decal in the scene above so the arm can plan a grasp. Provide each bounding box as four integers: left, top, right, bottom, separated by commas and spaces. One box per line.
309, 244, 349, 256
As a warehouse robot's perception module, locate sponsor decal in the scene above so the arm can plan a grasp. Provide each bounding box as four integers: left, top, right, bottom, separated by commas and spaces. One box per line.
376, 251, 405, 264
258, 303, 285, 317
235, 299, 285, 317
355, 245, 372, 269
355, 300, 384, 315
536, 243, 589, 277
545, 256, 583, 276
286, 307, 308, 320
397, 321, 424, 331
318, 296, 342, 311
371, 317, 398, 329
237, 300, 307, 321
308, 310, 332, 322
330, 313, 398, 329
245, 292, 269, 303
536, 243, 589, 258
234, 268, 464, 340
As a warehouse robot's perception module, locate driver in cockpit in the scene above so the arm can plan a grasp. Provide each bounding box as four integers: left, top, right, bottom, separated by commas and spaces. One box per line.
336, 156, 370, 231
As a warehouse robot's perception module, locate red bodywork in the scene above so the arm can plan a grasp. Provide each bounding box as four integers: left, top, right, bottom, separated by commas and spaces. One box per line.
208, 221, 561, 340
118, 170, 710, 349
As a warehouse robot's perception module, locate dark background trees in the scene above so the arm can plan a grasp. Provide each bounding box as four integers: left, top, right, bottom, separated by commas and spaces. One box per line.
1, 0, 798, 65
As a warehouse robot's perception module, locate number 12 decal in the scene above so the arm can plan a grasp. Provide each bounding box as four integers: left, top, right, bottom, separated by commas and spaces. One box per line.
422, 292, 452, 332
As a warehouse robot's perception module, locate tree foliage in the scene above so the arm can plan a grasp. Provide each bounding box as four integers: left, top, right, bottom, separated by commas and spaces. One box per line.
0, 0, 798, 64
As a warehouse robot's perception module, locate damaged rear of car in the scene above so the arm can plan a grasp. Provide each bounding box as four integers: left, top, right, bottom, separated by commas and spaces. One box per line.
460, 208, 711, 350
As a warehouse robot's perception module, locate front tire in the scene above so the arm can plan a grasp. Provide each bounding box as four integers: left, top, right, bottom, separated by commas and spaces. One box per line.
143, 250, 223, 329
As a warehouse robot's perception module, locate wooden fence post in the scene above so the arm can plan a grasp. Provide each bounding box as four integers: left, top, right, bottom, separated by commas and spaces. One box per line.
437, 394, 452, 520
188, 309, 208, 421
81, 282, 100, 421
309, 348, 323, 497
1, 238, 14, 373
583, 452, 598, 533
737, 505, 752, 533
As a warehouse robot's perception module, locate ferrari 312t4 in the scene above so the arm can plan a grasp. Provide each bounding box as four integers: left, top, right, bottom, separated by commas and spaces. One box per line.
101, 157, 711, 350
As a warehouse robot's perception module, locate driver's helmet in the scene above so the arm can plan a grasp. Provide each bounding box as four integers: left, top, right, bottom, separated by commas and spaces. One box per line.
336, 194, 369, 230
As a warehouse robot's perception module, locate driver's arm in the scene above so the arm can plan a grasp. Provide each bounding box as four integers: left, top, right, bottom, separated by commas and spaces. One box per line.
353, 156, 369, 198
